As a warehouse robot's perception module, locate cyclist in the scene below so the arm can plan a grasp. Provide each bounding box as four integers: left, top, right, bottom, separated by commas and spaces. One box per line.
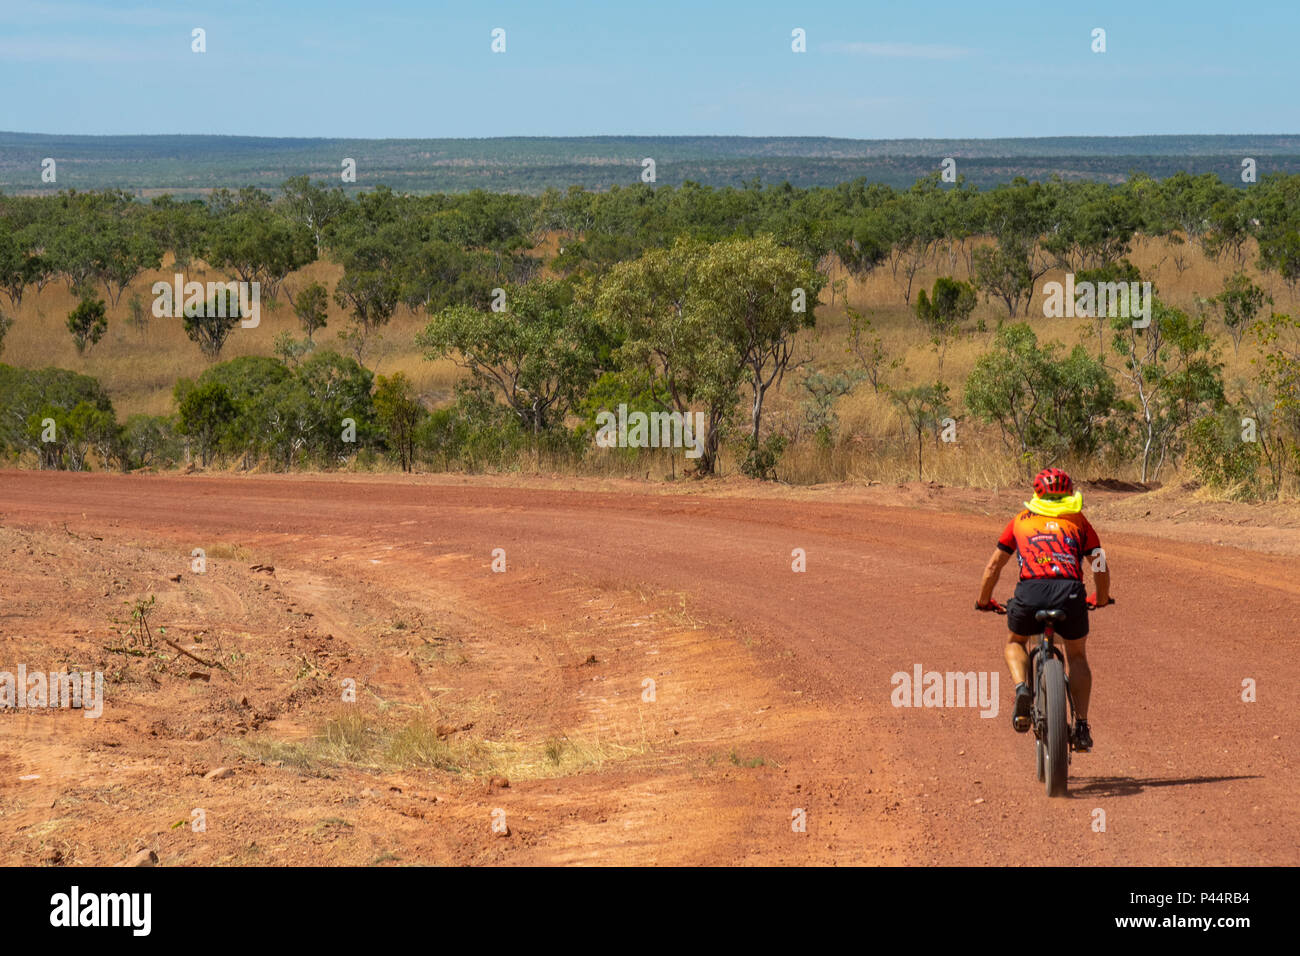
974, 468, 1111, 751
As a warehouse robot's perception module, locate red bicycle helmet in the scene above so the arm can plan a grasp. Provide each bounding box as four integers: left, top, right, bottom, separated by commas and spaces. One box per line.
1033, 467, 1073, 497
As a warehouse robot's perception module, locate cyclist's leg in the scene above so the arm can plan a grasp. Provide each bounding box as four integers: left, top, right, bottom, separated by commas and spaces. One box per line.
1062, 636, 1091, 720
1005, 632, 1034, 730
1004, 633, 1031, 685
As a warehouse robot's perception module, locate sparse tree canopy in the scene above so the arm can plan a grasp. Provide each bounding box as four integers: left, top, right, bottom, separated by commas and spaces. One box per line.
182, 293, 243, 361
1109, 301, 1223, 481
915, 276, 976, 371
373, 372, 425, 472
290, 281, 330, 341
966, 323, 1123, 475
175, 379, 236, 467
594, 235, 822, 475
890, 382, 950, 481
66, 296, 108, 355
206, 188, 315, 299
418, 279, 603, 437
1212, 271, 1270, 352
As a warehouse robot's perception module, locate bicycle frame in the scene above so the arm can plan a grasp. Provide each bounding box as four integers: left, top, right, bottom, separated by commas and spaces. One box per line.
1027, 622, 1077, 746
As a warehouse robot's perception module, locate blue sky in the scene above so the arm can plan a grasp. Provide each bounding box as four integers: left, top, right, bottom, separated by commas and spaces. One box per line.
1, 0, 1295, 138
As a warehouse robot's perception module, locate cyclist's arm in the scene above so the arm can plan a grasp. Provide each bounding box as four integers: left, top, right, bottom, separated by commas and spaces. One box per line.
977, 547, 1012, 605
1090, 551, 1110, 605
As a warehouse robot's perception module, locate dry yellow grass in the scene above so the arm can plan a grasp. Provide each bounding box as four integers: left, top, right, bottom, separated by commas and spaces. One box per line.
234, 705, 650, 781
773, 235, 1293, 485
2, 235, 1291, 486
1, 256, 460, 415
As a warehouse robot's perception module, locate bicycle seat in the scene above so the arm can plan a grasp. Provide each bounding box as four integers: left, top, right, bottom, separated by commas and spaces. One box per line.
1035, 609, 1067, 623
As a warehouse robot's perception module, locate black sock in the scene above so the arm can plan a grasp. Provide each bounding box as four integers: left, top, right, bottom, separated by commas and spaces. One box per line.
1015, 681, 1027, 695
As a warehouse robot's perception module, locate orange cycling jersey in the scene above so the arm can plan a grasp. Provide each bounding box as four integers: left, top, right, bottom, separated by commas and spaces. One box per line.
997, 510, 1101, 581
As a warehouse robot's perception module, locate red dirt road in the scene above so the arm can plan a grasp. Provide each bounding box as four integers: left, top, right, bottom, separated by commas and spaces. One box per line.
1, 470, 1295, 865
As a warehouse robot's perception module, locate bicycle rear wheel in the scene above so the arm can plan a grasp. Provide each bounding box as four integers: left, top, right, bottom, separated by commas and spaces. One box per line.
1042, 657, 1069, 797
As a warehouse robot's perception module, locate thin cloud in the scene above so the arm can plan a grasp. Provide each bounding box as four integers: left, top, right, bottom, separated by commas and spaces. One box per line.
0, 2, 194, 27
826, 41, 974, 60
0, 38, 168, 63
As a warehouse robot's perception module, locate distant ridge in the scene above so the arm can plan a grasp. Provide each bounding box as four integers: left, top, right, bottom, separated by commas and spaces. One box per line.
4, 133, 1298, 195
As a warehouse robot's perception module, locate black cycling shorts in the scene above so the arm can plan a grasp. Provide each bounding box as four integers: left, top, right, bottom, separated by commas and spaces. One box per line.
1007, 578, 1089, 640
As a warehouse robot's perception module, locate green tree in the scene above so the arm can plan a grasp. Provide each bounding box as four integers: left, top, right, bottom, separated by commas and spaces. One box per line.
594, 239, 736, 474
65, 401, 122, 470
293, 349, 375, 466
182, 292, 243, 361
1211, 272, 1270, 353
399, 240, 502, 313
373, 372, 425, 472
972, 240, 1032, 318
1042, 182, 1139, 272
145, 195, 210, 273
1259, 231, 1300, 295
206, 187, 315, 299
25, 404, 75, 469
0, 364, 114, 463
1252, 311, 1300, 490
594, 236, 823, 473
1186, 409, 1261, 497
1156, 172, 1226, 247
194, 356, 292, 465
66, 296, 108, 355
273, 331, 315, 368
915, 276, 977, 371
333, 267, 400, 363
888, 183, 944, 305
419, 279, 603, 440
175, 379, 236, 466
890, 382, 950, 481
697, 234, 825, 449
844, 302, 896, 393
801, 367, 866, 447
289, 280, 330, 341
417, 381, 529, 471
965, 323, 1122, 475
1110, 301, 1223, 481
120, 414, 181, 470
979, 179, 1060, 314
281, 175, 348, 256
96, 215, 161, 306
47, 195, 107, 296
1202, 195, 1252, 268
0, 219, 48, 308
1074, 259, 1143, 360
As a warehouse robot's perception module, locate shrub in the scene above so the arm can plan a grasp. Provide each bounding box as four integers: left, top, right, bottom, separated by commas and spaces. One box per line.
1186, 411, 1261, 497
121, 414, 182, 470
739, 433, 788, 480
67, 296, 108, 354
373, 372, 426, 472
175, 379, 236, 466
182, 293, 244, 360
416, 384, 529, 471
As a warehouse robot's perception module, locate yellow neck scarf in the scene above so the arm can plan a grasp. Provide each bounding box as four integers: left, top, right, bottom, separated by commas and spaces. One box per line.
1025, 491, 1083, 517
